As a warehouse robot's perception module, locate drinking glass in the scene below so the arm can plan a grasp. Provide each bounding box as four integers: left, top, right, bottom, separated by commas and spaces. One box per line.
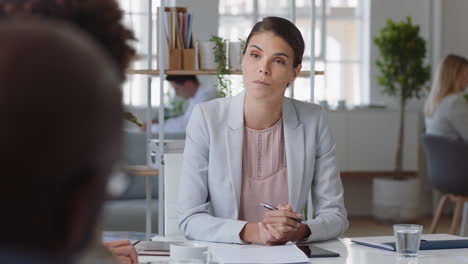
393, 224, 423, 257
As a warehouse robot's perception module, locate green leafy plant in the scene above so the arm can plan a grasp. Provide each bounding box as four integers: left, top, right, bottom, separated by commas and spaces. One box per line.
210, 35, 231, 97
239, 37, 246, 53
124, 112, 143, 127
464, 94, 468, 103
164, 91, 185, 120
374, 17, 431, 179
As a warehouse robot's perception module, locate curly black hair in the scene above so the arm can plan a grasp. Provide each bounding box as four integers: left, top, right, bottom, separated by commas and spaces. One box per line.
0, 0, 136, 81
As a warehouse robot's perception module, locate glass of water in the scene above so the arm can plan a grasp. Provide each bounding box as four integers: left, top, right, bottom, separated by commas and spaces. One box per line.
393, 224, 423, 257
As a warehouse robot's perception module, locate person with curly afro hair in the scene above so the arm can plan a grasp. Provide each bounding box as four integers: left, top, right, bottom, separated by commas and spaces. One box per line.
0, 0, 136, 81
0, 1, 138, 264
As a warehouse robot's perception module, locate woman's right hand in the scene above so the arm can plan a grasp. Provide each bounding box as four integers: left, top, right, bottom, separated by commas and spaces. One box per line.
239, 222, 279, 245
240, 204, 304, 245
262, 204, 302, 243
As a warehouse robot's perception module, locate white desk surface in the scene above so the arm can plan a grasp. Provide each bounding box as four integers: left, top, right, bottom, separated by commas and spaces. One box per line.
138, 236, 468, 264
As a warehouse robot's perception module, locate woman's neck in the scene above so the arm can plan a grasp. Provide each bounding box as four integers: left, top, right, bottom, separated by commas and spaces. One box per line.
244, 95, 283, 130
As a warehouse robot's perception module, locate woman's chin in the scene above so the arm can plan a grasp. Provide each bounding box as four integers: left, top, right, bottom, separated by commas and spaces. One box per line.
248, 91, 271, 100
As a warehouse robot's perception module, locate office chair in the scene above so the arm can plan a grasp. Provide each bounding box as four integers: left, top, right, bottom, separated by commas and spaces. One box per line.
421, 134, 468, 235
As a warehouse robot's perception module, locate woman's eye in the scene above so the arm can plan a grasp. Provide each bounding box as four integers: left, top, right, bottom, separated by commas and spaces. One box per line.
250, 53, 259, 58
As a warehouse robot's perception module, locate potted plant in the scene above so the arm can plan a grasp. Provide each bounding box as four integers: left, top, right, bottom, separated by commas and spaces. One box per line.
124, 111, 143, 127
210, 35, 232, 97
372, 17, 431, 221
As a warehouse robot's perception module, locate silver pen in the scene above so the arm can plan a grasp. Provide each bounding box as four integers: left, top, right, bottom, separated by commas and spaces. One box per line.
259, 203, 307, 224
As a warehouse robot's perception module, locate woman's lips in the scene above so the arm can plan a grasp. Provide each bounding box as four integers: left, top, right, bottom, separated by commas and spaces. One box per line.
254, 80, 270, 86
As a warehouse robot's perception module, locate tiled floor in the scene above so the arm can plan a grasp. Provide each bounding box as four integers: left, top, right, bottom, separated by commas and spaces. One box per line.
344, 215, 454, 237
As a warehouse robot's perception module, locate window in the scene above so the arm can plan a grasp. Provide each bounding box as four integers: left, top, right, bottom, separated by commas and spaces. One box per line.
118, 0, 171, 107
219, 0, 370, 107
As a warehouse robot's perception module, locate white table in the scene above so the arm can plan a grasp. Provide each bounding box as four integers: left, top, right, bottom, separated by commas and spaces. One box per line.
137, 236, 468, 264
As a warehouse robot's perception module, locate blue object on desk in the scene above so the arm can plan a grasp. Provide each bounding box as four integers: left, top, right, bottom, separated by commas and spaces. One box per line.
352, 239, 468, 251
384, 239, 468, 251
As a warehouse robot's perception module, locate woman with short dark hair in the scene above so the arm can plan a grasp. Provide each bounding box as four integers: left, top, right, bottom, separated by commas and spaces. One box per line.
177, 16, 348, 245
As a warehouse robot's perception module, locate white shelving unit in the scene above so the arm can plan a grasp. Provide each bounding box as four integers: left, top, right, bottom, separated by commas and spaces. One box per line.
129, 0, 319, 240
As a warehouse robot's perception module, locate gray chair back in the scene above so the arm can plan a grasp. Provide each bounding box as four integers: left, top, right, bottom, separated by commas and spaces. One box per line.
421, 134, 468, 195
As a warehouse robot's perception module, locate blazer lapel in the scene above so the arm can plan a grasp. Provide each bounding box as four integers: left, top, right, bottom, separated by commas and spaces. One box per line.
225, 92, 245, 218
282, 98, 305, 212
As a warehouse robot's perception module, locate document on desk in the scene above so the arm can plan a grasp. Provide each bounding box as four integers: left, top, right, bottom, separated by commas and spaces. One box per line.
209, 244, 309, 264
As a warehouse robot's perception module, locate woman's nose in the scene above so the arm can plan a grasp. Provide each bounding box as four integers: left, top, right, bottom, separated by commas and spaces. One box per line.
258, 60, 270, 75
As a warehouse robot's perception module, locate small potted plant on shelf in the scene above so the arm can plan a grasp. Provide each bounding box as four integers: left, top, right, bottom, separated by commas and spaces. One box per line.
210, 35, 231, 97
372, 17, 431, 222
124, 111, 143, 127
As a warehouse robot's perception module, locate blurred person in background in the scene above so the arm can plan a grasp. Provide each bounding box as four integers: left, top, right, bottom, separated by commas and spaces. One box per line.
425, 54, 468, 142
143, 75, 217, 133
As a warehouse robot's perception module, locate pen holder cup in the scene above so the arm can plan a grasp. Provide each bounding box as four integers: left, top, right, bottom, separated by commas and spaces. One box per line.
183, 48, 196, 70
165, 48, 182, 70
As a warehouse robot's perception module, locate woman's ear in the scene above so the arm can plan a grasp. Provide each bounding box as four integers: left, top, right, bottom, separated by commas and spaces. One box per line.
289, 64, 302, 83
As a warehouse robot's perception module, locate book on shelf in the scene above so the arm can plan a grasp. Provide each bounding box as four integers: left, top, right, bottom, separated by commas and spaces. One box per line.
158, 6, 195, 70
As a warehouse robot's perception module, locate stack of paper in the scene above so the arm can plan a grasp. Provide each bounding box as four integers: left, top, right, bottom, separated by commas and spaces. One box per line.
209, 244, 309, 264
134, 241, 174, 256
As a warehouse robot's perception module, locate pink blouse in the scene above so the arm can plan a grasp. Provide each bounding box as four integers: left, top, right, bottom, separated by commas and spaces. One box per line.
238, 118, 289, 222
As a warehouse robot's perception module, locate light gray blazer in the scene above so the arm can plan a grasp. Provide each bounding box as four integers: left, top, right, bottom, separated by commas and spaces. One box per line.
177, 92, 348, 244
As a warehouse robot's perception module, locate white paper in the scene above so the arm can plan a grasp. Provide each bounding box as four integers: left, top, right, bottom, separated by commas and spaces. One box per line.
209, 244, 309, 264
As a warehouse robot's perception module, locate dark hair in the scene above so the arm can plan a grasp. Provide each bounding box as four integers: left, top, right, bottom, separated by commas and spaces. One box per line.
242, 16, 304, 68
166, 75, 199, 85
0, 0, 136, 81
0, 19, 122, 254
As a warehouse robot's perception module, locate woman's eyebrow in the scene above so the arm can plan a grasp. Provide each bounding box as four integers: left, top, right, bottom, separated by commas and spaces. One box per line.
250, 44, 263, 51
249, 45, 289, 57
273, 52, 289, 58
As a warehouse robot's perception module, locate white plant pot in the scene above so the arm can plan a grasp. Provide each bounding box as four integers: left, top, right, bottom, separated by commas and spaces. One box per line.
228, 41, 242, 71
372, 177, 420, 222
199, 41, 217, 70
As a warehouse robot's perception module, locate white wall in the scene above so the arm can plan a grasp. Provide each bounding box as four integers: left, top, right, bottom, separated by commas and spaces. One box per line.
328, 110, 420, 171
369, 0, 431, 109
174, 0, 219, 90
174, 0, 218, 41
441, 0, 468, 59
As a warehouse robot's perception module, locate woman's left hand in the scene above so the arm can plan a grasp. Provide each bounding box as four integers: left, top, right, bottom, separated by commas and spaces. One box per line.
262, 204, 311, 243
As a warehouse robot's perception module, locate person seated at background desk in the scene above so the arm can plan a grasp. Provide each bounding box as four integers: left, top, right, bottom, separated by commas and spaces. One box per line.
0, 19, 125, 264
143, 75, 217, 133
177, 16, 348, 245
0, 0, 138, 263
425, 54, 468, 141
